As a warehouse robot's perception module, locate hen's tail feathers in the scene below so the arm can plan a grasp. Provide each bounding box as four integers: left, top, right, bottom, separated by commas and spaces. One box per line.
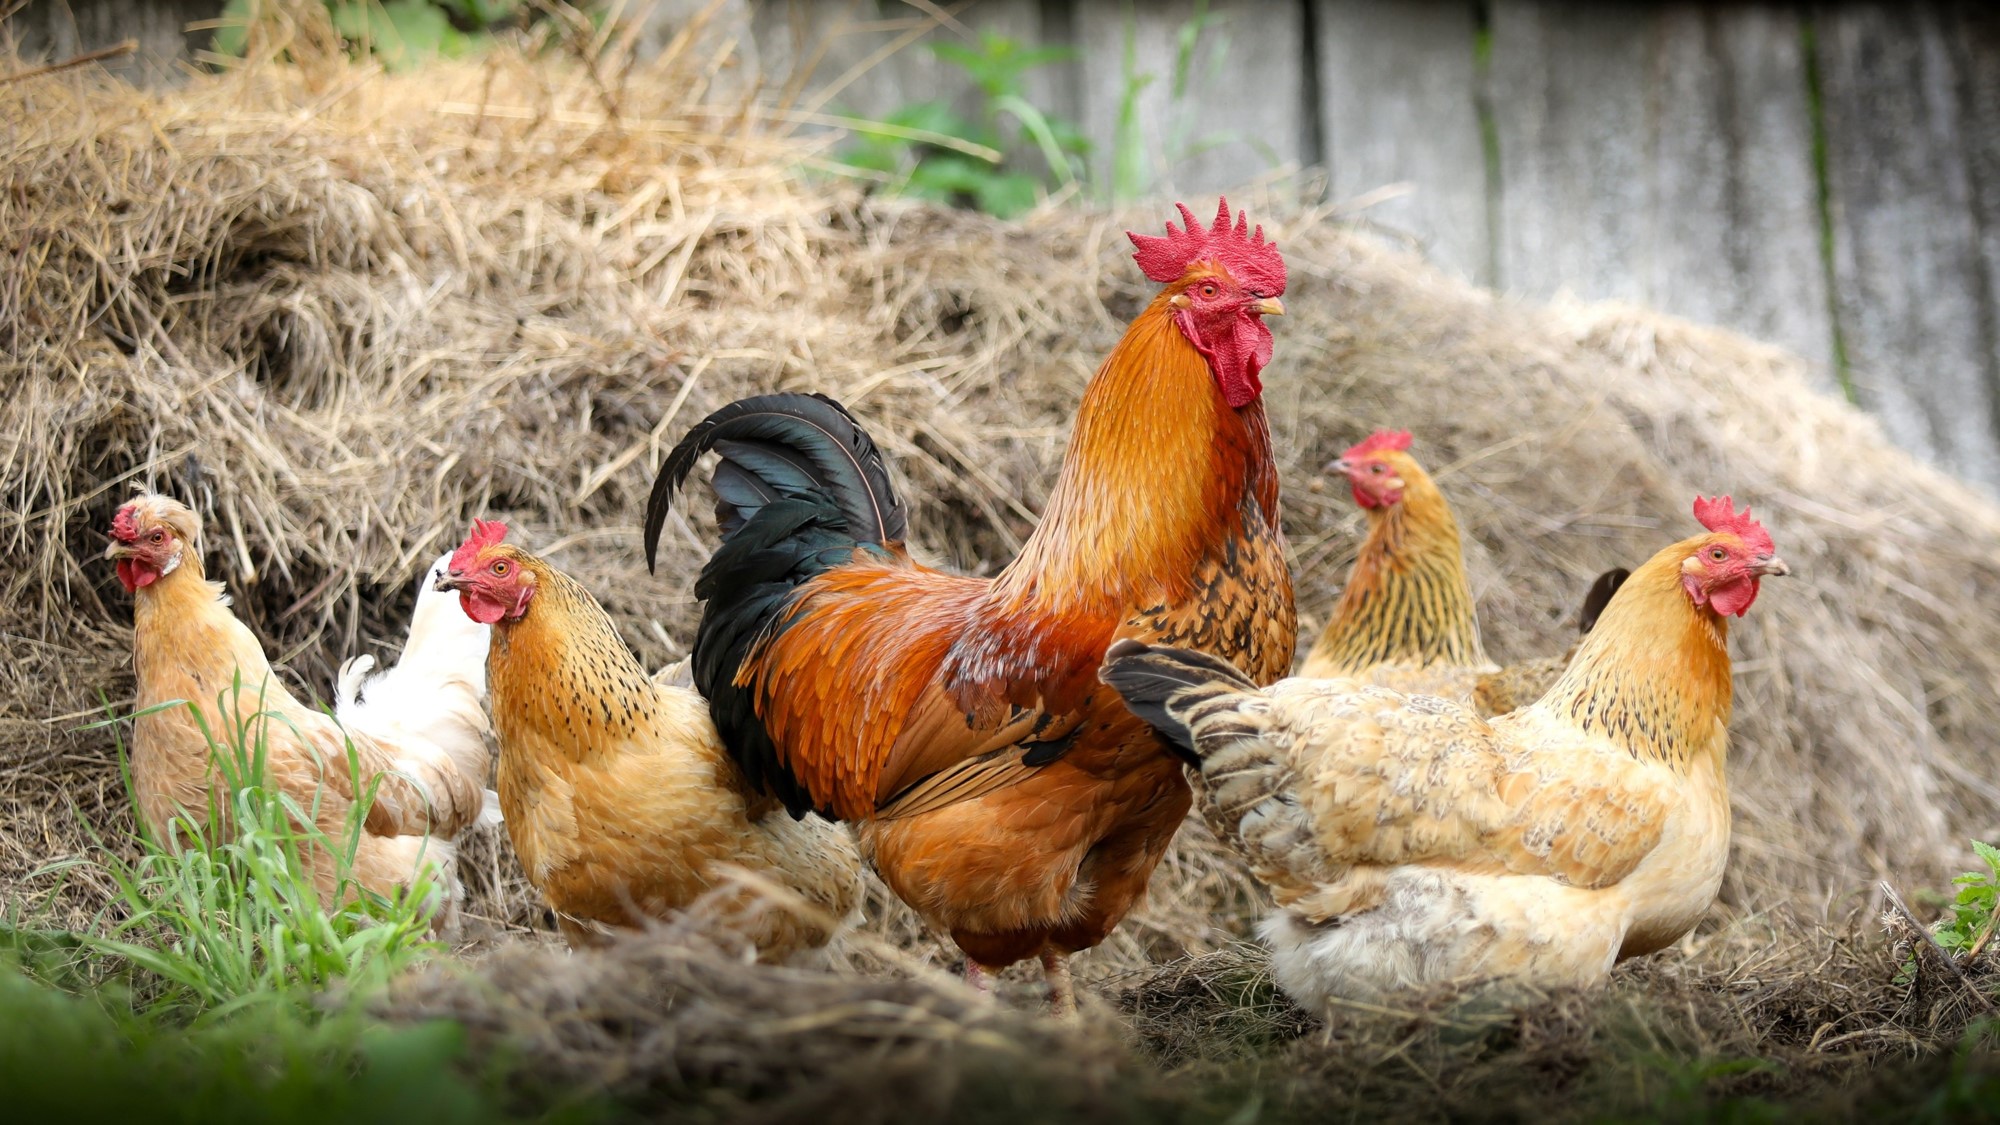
1099, 639, 1261, 761
1101, 641, 1321, 891
477, 788, 504, 829
644, 392, 907, 574
645, 393, 908, 817
1576, 567, 1631, 637
336, 654, 375, 710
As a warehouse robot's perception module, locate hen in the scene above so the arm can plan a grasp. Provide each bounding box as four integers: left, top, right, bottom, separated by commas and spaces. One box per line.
438, 521, 860, 958
648, 199, 1296, 1011
1101, 496, 1787, 1009
107, 496, 490, 922
336, 550, 499, 828
1299, 429, 1626, 715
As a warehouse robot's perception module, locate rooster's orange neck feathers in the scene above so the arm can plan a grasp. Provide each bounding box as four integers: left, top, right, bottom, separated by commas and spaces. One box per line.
1540, 537, 1735, 771
1307, 459, 1485, 673
997, 279, 1280, 616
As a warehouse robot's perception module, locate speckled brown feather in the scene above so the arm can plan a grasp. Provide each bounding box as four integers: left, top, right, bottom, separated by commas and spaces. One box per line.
482, 547, 860, 960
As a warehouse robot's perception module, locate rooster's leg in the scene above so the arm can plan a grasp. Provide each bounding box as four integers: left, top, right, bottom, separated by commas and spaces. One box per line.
965, 960, 994, 995
1040, 949, 1077, 1018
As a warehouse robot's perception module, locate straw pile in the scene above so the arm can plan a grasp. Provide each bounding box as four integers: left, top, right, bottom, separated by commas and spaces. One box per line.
7, 6, 2000, 1116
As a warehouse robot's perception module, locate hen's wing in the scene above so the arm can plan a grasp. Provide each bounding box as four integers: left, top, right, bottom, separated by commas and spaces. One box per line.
1100, 641, 1672, 918
1472, 655, 1566, 717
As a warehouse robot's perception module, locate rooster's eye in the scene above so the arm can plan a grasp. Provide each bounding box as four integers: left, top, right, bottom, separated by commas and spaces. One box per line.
149, 530, 164, 544
1200, 283, 1218, 299
491, 561, 508, 576
1709, 548, 1727, 562
1369, 464, 1385, 475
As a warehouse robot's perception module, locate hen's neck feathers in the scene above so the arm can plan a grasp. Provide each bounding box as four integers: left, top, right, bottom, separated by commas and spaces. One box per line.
1534, 536, 1734, 770
130, 554, 274, 688
1308, 466, 1485, 673
486, 559, 657, 761
996, 285, 1280, 615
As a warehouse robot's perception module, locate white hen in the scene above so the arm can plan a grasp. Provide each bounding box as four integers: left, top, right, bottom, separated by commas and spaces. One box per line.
336, 551, 501, 927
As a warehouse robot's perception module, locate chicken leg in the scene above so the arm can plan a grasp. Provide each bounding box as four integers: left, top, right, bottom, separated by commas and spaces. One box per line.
1041, 949, 1077, 1018
965, 960, 994, 995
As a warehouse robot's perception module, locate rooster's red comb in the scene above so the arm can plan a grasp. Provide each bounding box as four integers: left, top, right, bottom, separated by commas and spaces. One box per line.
1128, 197, 1286, 295
450, 519, 509, 572
1343, 429, 1413, 460
1693, 496, 1774, 556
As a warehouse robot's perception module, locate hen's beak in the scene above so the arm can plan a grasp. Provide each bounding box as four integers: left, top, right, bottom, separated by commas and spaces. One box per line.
1250, 296, 1285, 317
102, 539, 136, 561
1753, 556, 1791, 578
1324, 457, 1352, 476
435, 569, 466, 593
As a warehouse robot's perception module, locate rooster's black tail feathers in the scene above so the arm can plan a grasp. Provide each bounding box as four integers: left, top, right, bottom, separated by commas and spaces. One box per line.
646, 393, 907, 818
645, 392, 906, 574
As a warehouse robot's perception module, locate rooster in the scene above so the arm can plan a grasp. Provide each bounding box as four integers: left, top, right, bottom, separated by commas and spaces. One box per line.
1299, 429, 1627, 716
648, 199, 1295, 1011
1101, 496, 1787, 1008
106, 495, 490, 922
437, 520, 861, 957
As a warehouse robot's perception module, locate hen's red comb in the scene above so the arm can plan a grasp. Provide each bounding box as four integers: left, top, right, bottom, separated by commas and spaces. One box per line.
1128, 197, 1287, 295
1693, 496, 1774, 556
450, 518, 508, 572
110, 503, 140, 543
1343, 429, 1413, 460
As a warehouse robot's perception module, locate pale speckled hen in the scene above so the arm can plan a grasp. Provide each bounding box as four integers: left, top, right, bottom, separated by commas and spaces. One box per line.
1299, 429, 1626, 716
1101, 496, 1788, 1010
438, 521, 861, 958
107, 496, 491, 923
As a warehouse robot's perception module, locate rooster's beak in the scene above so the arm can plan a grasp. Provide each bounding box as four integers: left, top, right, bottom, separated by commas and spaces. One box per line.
1753, 556, 1791, 578
1250, 296, 1285, 317
435, 569, 465, 593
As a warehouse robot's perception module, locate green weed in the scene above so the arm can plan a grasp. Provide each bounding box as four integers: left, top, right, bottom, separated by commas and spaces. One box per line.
832, 30, 1085, 219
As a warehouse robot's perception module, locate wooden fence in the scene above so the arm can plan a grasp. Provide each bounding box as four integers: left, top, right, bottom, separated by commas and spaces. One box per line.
14, 0, 2000, 489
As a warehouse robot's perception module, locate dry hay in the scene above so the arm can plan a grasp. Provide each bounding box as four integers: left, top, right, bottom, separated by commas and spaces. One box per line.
6, 7, 2000, 1117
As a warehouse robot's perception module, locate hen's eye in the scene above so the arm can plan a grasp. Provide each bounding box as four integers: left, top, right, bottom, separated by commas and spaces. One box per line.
491, 561, 508, 576
149, 530, 165, 544
1200, 283, 1218, 298
1369, 464, 1385, 475
1709, 548, 1727, 562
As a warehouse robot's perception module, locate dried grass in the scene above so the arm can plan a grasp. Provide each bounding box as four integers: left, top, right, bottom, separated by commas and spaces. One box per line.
6, 7, 2000, 1117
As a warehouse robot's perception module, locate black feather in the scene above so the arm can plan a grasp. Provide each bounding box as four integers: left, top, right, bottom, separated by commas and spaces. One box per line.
646, 392, 906, 574
1576, 566, 1631, 637
645, 393, 910, 819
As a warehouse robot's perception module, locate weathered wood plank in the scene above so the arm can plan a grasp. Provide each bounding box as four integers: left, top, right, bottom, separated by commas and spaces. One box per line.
1816, 2, 2000, 486
1312, 0, 1489, 285
747, 0, 1069, 183
1941, 2, 2000, 468
749, 0, 1057, 123
1070, 0, 1308, 197
1487, 0, 1654, 304
1645, 5, 1832, 379
1485, 3, 1835, 387
12, 0, 219, 83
